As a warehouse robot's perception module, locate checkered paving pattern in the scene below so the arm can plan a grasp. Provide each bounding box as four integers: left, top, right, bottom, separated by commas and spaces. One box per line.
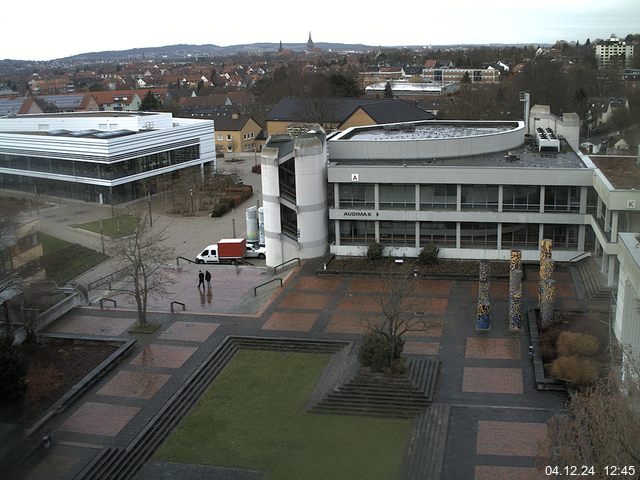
44, 315, 136, 337
465, 337, 521, 360
476, 421, 548, 457
325, 312, 371, 334
338, 296, 383, 312
413, 279, 452, 296
97, 371, 171, 400
278, 292, 330, 309
262, 311, 319, 332
60, 402, 140, 437
462, 367, 523, 394
158, 321, 219, 342
130, 344, 198, 369
295, 277, 342, 291
410, 297, 448, 316
348, 278, 388, 293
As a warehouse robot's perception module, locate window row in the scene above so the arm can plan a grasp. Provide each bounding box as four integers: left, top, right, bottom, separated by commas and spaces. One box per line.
336, 184, 587, 213
339, 220, 581, 250
0, 145, 200, 181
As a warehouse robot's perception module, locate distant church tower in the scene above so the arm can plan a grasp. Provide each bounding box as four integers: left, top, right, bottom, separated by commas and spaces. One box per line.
307, 32, 315, 50
278, 40, 283, 53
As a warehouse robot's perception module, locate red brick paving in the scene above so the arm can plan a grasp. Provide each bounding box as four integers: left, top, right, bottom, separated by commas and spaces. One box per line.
476, 420, 548, 457
404, 341, 439, 355
279, 292, 330, 309
462, 367, 523, 394
44, 315, 136, 337
25, 453, 80, 478
465, 337, 521, 360
338, 296, 383, 312
349, 278, 387, 293
262, 311, 319, 332
60, 402, 140, 436
404, 319, 444, 337
410, 297, 448, 315
325, 312, 372, 334
130, 344, 197, 369
158, 321, 219, 342
413, 279, 452, 296
97, 370, 171, 400
475, 465, 541, 480
295, 277, 342, 291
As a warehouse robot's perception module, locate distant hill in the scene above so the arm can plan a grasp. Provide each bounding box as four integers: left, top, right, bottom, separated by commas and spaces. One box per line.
63, 42, 375, 61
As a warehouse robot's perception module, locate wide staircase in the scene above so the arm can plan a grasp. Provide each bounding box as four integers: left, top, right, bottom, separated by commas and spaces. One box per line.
310, 358, 440, 418
572, 256, 614, 301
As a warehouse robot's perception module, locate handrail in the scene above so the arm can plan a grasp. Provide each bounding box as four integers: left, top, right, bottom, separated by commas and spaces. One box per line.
176, 256, 197, 266
88, 266, 130, 291
273, 257, 300, 274
568, 251, 592, 263
254, 278, 283, 296
99, 298, 117, 309
170, 301, 186, 312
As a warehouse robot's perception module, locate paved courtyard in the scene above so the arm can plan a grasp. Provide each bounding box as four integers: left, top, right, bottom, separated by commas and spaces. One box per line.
8, 256, 592, 480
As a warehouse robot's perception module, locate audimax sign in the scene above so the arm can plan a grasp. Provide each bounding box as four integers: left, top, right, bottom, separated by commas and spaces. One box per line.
342, 211, 379, 217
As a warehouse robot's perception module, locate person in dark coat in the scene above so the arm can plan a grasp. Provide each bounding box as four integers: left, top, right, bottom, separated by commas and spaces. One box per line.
198, 270, 205, 288
205, 270, 212, 289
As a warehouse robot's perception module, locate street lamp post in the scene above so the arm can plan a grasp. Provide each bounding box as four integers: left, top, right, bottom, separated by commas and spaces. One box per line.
148, 193, 153, 226
190, 189, 194, 215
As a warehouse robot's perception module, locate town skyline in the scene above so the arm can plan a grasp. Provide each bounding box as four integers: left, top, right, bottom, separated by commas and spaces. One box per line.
3, 0, 640, 61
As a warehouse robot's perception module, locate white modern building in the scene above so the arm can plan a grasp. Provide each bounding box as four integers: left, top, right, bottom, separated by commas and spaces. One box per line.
595, 34, 635, 68
0, 111, 215, 204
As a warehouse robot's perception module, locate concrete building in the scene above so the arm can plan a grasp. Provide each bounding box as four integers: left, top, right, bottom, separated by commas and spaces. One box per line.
595, 34, 635, 68
0, 111, 215, 204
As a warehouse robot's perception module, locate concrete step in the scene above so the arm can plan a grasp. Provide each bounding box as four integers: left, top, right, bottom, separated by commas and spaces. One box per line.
402, 404, 451, 480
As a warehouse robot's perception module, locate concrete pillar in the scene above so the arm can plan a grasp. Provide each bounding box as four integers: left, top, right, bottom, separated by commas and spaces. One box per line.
456, 184, 462, 212
597, 197, 603, 219
539, 239, 553, 307
608, 255, 616, 287
456, 222, 461, 249
604, 207, 611, 233
611, 211, 619, 242
477, 260, 490, 330
497, 223, 503, 250
498, 185, 504, 213
540, 279, 556, 328
375, 220, 380, 242
415, 184, 420, 212
578, 225, 586, 251
334, 183, 340, 207
539, 185, 545, 213
579, 186, 588, 214
374, 184, 380, 210
415, 222, 420, 249
476, 301, 491, 331
602, 252, 609, 274
334, 220, 341, 246
509, 270, 523, 331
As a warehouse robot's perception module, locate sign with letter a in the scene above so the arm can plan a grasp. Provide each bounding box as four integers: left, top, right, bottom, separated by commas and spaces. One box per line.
351, 173, 359, 182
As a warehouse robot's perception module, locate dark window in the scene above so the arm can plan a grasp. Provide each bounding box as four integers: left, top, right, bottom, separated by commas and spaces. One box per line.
461, 185, 499, 211
379, 221, 415, 246
502, 186, 540, 212
420, 184, 457, 210
419, 222, 456, 247
340, 220, 376, 245
460, 222, 498, 248
544, 186, 580, 212
501, 223, 539, 248
379, 184, 415, 210
338, 184, 374, 209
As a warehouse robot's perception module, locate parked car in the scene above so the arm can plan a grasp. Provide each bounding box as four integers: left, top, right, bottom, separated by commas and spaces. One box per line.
245, 243, 266, 259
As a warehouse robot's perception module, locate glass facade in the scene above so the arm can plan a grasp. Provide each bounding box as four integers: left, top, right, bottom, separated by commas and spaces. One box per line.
460, 222, 498, 248
280, 204, 298, 239
544, 186, 580, 212
380, 221, 415, 245
0, 145, 200, 181
339, 184, 374, 209
501, 223, 539, 248
419, 222, 456, 247
461, 185, 499, 211
502, 185, 540, 212
379, 184, 415, 210
543, 224, 579, 250
420, 185, 457, 210
340, 220, 375, 245
278, 158, 296, 203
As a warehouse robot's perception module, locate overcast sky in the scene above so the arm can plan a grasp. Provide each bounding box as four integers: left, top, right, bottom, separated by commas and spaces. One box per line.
3, 0, 639, 61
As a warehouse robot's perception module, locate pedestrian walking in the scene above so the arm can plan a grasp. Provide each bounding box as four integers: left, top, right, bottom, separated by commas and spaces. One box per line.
205, 270, 212, 289
198, 270, 205, 288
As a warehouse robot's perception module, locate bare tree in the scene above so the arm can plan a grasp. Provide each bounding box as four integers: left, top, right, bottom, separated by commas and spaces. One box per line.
359, 268, 438, 370
540, 347, 640, 478
107, 212, 173, 327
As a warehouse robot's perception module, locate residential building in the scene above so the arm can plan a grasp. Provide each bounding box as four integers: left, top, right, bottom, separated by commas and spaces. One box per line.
0, 111, 215, 204
91, 90, 143, 112
587, 97, 630, 127
595, 34, 635, 68
213, 113, 263, 154
421, 67, 499, 84
0, 97, 43, 117
33, 93, 99, 113
265, 97, 434, 137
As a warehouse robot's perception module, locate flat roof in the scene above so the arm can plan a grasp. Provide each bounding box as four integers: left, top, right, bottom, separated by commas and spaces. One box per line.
337, 120, 520, 141
330, 142, 586, 169
19, 111, 156, 118
590, 155, 640, 189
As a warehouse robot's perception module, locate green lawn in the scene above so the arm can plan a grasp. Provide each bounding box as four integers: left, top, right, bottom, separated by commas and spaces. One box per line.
73, 214, 138, 238
40, 233, 108, 285
155, 350, 411, 480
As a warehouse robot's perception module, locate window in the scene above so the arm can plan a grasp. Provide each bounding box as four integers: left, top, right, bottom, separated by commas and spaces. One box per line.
226, 134, 232, 141
379, 221, 415, 246
543, 224, 579, 250
227, 144, 233, 152
340, 220, 376, 245
217, 134, 223, 141
420, 222, 456, 247
460, 223, 498, 248
502, 223, 539, 248
461, 185, 498, 211
502, 186, 540, 212
280, 204, 298, 239
379, 184, 415, 209
544, 186, 580, 212
420, 184, 456, 210
339, 184, 374, 209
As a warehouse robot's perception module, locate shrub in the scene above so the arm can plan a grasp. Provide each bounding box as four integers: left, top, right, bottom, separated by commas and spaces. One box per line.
417, 244, 439, 266
0, 338, 28, 404
556, 332, 600, 357
366, 242, 384, 263
211, 203, 230, 217
358, 332, 404, 373
390, 358, 407, 375
550, 356, 598, 385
